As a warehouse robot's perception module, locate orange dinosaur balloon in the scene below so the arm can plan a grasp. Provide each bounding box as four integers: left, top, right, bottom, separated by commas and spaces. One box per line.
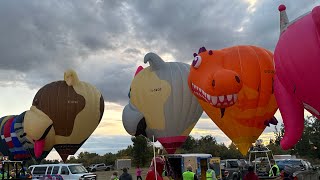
188, 46, 278, 155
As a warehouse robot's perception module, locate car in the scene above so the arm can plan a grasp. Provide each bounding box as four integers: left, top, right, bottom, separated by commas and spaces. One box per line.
275, 159, 313, 172
88, 163, 113, 172
29, 163, 96, 180
221, 159, 242, 180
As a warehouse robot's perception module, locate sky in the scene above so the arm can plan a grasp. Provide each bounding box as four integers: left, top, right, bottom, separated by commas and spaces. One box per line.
0, 0, 317, 160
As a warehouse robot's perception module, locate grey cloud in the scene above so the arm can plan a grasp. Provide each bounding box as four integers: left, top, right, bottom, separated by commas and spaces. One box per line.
0, 0, 318, 105
123, 48, 142, 55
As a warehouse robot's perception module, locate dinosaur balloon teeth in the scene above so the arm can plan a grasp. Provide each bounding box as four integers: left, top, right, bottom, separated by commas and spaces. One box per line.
191, 83, 237, 107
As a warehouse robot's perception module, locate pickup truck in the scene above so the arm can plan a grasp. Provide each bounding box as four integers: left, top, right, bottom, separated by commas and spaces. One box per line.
88, 163, 113, 172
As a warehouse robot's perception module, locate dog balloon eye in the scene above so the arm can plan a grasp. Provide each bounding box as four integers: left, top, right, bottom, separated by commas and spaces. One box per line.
192, 56, 202, 68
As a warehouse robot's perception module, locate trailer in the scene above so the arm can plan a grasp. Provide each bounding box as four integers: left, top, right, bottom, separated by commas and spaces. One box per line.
115, 159, 131, 170
164, 154, 221, 180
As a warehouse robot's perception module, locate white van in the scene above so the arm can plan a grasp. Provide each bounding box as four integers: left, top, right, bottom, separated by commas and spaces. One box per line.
29, 163, 96, 180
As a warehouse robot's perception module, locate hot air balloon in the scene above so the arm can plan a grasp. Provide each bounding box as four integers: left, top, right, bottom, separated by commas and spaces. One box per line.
122, 52, 203, 154
188, 46, 278, 155
0, 112, 50, 161
0, 69, 104, 161
274, 5, 320, 150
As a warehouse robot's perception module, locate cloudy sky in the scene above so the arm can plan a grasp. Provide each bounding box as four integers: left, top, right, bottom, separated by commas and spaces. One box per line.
0, 0, 317, 160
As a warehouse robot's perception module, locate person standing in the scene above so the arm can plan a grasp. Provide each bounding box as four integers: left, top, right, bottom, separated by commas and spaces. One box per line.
136, 165, 142, 180
244, 166, 259, 180
111, 171, 119, 180
120, 168, 133, 180
182, 165, 198, 180
206, 163, 217, 180
269, 160, 280, 177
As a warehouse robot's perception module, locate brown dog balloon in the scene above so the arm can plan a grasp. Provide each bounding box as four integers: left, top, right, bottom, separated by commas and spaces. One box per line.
23, 69, 104, 161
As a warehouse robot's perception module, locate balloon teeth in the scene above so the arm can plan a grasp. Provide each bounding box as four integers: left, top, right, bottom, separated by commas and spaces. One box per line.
227, 95, 232, 101
206, 94, 210, 100
208, 93, 238, 107
233, 94, 238, 101
191, 83, 237, 107
211, 96, 217, 105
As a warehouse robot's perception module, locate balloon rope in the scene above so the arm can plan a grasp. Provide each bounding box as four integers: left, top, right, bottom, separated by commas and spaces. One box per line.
153, 136, 157, 180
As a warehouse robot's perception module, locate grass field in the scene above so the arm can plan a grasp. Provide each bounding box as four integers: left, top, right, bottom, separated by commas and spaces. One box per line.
94, 168, 149, 180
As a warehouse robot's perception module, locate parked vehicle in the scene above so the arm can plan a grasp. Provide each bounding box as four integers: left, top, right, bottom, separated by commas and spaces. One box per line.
29, 163, 96, 180
273, 154, 296, 160
88, 163, 113, 172
275, 159, 313, 172
220, 159, 242, 180
165, 153, 218, 180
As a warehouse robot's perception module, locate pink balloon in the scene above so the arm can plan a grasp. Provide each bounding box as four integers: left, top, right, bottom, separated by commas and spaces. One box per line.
274, 5, 320, 150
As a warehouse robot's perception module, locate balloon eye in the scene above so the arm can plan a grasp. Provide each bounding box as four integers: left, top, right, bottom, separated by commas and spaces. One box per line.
192, 56, 202, 68
128, 88, 131, 98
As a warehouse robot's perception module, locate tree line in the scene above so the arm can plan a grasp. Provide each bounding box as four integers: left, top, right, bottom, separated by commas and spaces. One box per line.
30, 116, 320, 167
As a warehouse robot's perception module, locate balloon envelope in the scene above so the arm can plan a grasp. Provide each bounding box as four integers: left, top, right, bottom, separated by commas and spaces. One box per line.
0, 69, 105, 162
0, 112, 50, 161
123, 53, 203, 154
188, 46, 278, 155
274, 5, 320, 150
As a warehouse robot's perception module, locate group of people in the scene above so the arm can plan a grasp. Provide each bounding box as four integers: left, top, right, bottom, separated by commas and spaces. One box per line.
0, 167, 32, 179
110, 158, 282, 180
110, 167, 134, 180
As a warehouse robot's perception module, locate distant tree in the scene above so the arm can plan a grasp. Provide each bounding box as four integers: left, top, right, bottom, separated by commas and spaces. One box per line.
117, 145, 133, 158
40, 159, 60, 164
103, 153, 117, 166
226, 143, 243, 159
131, 135, 153, 167
68, 156, 77, 163
77, 152, 99, 160
195, 135, 220, 155
73, 151, 101, 166
307, 116, 320, 159
274, 123, 285, 146
266, 139, 290, 155
181, 135, 196, 152
216, 143, 230, 159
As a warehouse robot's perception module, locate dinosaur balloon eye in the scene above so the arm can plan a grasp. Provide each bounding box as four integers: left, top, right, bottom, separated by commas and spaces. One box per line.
192, 56, 202, 68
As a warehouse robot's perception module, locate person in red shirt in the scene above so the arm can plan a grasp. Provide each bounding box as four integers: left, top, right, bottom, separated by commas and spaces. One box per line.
244, 166, 259, 180
146, 157, 165, 180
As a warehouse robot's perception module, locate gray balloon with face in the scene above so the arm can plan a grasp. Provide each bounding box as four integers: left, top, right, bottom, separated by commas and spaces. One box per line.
122, 52, 203, 153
